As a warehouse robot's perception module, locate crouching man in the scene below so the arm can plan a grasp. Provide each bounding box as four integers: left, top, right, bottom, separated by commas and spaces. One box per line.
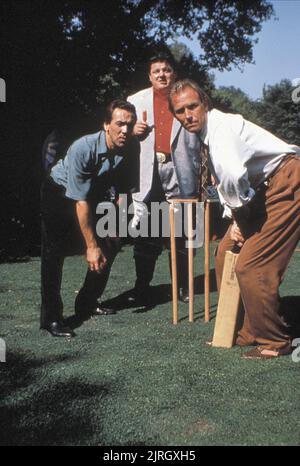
40, 100, 139, 337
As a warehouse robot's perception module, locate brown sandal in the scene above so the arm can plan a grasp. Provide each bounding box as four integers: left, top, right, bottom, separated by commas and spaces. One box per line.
242, 346, 283, 359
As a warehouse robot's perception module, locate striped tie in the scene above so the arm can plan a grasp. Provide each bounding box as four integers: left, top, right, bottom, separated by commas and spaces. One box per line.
200, 142, 211, 201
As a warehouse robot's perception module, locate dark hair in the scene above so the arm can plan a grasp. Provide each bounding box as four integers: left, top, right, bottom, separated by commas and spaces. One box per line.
147, 50, 177, 73
169, 79, 213, 112
104, 99, 137, 124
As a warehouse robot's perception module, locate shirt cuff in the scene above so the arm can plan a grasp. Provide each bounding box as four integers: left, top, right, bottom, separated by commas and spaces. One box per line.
65, 191, 88, 201
219, 187, 256, 219
239, 187, 256, 205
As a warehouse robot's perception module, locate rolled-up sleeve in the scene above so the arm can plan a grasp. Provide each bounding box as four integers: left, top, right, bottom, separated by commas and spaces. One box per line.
209, 122, 255, 211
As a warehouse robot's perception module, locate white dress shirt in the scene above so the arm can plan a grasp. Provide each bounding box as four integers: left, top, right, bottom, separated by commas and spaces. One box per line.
200, 109, 300, 216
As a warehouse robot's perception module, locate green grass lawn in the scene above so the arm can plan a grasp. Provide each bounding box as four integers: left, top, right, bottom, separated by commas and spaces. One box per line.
0, 243, 300, 446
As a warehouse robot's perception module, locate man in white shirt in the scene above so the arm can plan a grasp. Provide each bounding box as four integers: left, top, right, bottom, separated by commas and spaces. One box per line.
127, 53, 201, 306
169, 78, 300, 359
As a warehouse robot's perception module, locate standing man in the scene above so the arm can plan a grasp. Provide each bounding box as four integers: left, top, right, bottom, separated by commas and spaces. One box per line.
127, 52, 201, 305
40, 100, 139, 337
169, 78, 300, 359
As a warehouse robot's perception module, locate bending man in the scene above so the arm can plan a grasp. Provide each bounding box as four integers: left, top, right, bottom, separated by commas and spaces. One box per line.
40, 100, 139, 337
169, 79, 300, 359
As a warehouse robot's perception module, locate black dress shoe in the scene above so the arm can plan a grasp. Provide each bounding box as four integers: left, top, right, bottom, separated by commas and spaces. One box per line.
179, 288, 189, 303
44, 321, 75, 338
92, 304, 116, 316
75, 304, 116, 321
126, 287, 152, 307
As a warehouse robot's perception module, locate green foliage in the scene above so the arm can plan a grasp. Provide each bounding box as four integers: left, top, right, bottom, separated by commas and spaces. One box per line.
170, 42, 215, 93
212, 86, 261, 122
258, 80, 300, 145
2, 0, 274, 115
0, 0, 275, 255
139, 0, 274, 70
212, 81, 300, 146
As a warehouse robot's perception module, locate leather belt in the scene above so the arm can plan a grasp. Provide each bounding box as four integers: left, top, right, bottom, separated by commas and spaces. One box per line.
263, 155, 292, 188
156, 152, 171, 163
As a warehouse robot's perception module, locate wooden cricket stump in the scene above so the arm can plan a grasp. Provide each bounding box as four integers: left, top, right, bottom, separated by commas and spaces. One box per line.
169, 198, 209, 325
204, 199, 211, 323
169, 202, 179, 325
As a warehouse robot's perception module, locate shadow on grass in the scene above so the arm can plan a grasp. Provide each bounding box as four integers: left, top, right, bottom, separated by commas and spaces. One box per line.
63, 269, 218, 327
177, 294, 300, 327
178, 304, 218, 324
0, 352, 109, 446
99, 269, 217, 311
0, 255, 32, 265
281, 296, 300, 338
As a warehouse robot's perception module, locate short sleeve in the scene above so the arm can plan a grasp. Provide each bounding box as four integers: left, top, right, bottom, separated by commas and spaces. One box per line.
65, 139, 97, 200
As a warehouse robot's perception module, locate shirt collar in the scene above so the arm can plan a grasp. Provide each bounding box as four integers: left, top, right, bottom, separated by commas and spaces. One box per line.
198, 112, 209, 146
97, 130, 109, 155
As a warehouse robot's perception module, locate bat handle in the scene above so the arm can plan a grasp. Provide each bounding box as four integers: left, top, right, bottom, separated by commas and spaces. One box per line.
232, 244, 241, 254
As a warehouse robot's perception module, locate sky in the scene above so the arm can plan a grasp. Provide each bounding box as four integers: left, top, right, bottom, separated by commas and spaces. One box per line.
187, 0, 300, 100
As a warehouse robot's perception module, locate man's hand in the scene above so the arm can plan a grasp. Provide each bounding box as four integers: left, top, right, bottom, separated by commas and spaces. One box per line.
76, 200, 107, 272
133, 121, 152, 141
132, 200, 148, 228
86, 246, 107, 273
230, 221, 245, 248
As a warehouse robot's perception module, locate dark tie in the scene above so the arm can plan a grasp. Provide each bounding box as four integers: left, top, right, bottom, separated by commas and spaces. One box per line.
199, 142, 211, 201
108, 154, 115, 171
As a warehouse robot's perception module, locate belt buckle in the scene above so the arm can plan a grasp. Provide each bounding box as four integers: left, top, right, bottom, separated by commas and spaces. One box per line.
156, 152, 166, 163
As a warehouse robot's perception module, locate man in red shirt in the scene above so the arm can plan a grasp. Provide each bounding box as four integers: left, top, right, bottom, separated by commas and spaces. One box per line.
125, 51, 201, 306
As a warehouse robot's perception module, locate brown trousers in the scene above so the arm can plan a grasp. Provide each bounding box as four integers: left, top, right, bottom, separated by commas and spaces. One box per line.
215, 155, 300, 353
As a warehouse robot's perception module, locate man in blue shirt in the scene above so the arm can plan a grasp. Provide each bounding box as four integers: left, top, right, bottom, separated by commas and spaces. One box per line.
40, 100, 139, 337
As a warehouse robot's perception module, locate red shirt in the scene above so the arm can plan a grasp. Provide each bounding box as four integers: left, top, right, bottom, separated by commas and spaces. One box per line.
153, 91, 173, 154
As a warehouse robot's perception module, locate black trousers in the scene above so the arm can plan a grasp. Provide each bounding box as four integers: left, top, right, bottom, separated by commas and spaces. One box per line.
133, 168, 194, 291
40, 178, 121, 327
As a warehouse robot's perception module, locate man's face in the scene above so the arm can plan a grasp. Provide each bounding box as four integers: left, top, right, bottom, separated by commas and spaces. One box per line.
149, 61, 176, 92
171, 87, 208, 133
104, 108, 135, 150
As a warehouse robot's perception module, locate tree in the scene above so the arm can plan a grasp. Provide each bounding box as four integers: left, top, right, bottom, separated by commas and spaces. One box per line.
212, 81, 300, 145
139, 0, 274, 70
1, 0, 274, 122
212, 86, 261, 122
0, 0, 274, 257
257, 80, 300, 146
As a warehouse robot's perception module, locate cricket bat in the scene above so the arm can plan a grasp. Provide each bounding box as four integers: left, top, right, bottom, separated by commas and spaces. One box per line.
212, 250, 242, 348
